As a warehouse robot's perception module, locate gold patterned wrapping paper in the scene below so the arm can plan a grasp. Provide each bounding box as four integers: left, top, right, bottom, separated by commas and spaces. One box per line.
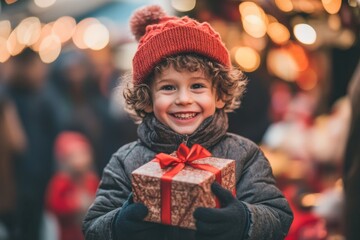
131, 157, 236, 229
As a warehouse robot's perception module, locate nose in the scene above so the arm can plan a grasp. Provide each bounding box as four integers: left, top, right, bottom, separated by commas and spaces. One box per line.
175, 88, 193, 105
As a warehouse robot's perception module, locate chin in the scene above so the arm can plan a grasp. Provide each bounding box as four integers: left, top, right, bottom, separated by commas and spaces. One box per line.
173, 128, 196, 135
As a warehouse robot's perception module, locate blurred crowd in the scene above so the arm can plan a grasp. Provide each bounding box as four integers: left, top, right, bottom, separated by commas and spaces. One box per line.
0, 43, 359, 240
0, 46, 138, 240
260, 62, 360, 240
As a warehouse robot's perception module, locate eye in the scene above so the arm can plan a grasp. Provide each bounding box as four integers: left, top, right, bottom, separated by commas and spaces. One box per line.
160, 85, 176, 91
191, 83, 205, 89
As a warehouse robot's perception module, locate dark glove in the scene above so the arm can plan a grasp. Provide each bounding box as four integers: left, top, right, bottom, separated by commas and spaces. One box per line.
193, 182, 250, 240
112, 193, 165, 240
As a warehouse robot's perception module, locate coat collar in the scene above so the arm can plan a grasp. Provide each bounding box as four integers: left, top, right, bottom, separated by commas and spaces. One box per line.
137, 110, 228, 153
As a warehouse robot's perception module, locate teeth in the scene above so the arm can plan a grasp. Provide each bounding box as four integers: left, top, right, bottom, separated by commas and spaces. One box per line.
173, 113, 197, 119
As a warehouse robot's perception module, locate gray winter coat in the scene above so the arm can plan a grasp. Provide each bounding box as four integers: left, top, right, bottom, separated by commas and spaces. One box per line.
83, 111, 293, 240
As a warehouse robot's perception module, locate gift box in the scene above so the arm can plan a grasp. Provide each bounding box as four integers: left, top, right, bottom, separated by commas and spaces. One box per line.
131, 144, 236, 229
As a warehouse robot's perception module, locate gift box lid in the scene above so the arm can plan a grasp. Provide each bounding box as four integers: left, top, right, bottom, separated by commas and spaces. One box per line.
132, 157, 235, 185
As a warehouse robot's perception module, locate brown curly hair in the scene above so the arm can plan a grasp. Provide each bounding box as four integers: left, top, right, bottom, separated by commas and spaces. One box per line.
122, 54, 247, 122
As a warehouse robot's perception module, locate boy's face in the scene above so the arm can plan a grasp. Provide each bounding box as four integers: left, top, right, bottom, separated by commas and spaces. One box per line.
148, 66, 225, 135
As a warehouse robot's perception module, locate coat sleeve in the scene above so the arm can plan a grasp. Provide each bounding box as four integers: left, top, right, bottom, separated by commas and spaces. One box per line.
82, 143, 135, 240
235, 142, 293, 240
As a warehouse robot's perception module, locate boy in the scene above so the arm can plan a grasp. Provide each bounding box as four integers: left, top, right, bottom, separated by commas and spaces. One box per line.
83, 5, 293, 240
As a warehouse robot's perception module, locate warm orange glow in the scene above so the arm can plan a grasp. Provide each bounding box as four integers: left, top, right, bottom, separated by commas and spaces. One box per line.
267, 15, 278, 24
83, 22, 109, 50
235, 46, 260, 72
267, 48, 299, 81
287, 43, 309, 71
274, 0, 293, 12
267, 22, 290, 45
242, 33, 267, 51
337, 29, 356, 49
5, 0, 17, 4
16, 17, 41, 46
31, 23, 54, 52
0, 37, 11, 63
0, 20, 12, 38
52, 16, 76, 43
239, 2, 268, 38
322, 0, 342, 14
296, 0, 316, 13
301, 193, 320, 207
72, 18, 100, 49
328, 14, 341, 30
296, 67, 318, 90
39, 34, 61, 63
7, 29, 25, 56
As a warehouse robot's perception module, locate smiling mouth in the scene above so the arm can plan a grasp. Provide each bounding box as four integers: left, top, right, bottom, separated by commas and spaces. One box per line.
172, 112, 198, 120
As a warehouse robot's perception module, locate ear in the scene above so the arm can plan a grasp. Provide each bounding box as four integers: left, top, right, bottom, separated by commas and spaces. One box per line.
215, 98, 225, 109
144, 105, 153, 113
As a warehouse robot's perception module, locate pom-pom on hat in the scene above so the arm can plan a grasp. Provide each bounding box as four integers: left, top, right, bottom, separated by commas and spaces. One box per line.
130, 5, 231, 85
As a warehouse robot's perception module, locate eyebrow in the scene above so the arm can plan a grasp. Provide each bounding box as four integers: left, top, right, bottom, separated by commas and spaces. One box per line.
154, 78, 173, 84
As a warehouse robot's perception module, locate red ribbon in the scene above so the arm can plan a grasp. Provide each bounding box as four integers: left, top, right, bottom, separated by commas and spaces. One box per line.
154, 143, 221, 225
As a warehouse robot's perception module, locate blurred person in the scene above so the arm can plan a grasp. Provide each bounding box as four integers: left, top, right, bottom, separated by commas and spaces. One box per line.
48, 48, 137, 175
85, 47, 138, 171
46, 131, 99, 240
4, 48, 59, 240
262, 91, 317, 161
283, 184, 327, 240
0, 89, 26, 240
343, 60, 360, 240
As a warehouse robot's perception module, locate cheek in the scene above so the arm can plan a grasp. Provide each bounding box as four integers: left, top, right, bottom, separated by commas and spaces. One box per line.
152, 96, 169, 115
198, 96, 218, 113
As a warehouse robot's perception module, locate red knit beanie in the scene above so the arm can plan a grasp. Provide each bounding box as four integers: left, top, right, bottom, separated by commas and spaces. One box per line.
54, 131, 91, 162
130, 5, 231, 85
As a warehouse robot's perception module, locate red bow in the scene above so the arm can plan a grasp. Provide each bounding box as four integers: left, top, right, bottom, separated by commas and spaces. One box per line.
154, 143, 221, 225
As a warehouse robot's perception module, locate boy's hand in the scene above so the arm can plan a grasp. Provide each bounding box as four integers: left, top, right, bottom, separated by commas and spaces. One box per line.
193, 182, 249, 240
113, 194, 164, 240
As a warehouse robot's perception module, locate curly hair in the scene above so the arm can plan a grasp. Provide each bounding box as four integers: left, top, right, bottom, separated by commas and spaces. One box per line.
122, 54, 247, 123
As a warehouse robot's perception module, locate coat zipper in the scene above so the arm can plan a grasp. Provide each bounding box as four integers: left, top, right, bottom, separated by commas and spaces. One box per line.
182, 135, 189, 146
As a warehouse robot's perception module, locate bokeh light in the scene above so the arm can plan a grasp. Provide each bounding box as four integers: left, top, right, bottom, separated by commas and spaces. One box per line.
0, 20, 12, 39
267, 22, 290, 45
34, 0, 56, 8
83, 22, 110, 50
322, 0, 342, 14
328, 14, 341, 30
72, 18, 100, 49
16, 17, 42, 46
275, 0, 293, 12
7, 29, 25, 56
239, 2, 268, 38
294, 23, 317, 45
267, 48, 299, 81
52, 16, 76, 43
296, 67, 318, 91
0, 37, 11, 62
234, 46, 261, 72
38, 34, 61, 63
171, 0, 196, 12
31, 23, 53, 52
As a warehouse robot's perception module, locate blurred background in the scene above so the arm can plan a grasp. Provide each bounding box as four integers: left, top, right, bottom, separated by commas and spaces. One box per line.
0, 0, 359, 240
